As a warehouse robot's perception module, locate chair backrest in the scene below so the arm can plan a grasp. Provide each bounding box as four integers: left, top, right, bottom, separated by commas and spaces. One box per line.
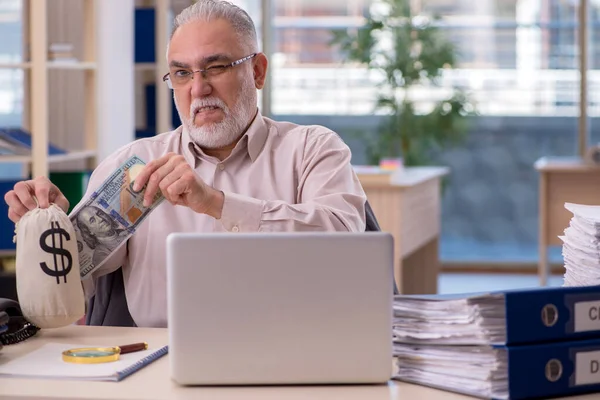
365, 200, 381, 232
86, 200, 395, 326
85, 265, 136, 327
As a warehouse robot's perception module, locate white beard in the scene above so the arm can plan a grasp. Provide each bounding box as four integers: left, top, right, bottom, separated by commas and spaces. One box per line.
174, 75, 257, 149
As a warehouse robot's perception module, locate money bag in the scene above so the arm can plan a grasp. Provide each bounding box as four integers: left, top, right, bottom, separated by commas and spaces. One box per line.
14, 203, 85, 328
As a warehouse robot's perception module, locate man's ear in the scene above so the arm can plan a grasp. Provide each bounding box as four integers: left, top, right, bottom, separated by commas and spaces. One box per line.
253, 53, 268, 90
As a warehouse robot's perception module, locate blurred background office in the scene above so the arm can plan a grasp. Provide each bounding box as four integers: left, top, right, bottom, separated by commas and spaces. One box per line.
0, 0, 597, 298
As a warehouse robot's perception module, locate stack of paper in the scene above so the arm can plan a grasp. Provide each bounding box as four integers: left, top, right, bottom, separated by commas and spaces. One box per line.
392, 292, 509, 399
392, 293, 506, 345
392, 286, 600, 400
559, 202, 600, 286
394, 342, 508, 399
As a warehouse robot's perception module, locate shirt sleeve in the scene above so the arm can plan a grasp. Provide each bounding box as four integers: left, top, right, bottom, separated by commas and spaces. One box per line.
215, 130, 367, 233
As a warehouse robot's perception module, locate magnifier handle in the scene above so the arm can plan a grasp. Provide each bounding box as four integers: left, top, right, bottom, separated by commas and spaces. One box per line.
118, 342, 148, 354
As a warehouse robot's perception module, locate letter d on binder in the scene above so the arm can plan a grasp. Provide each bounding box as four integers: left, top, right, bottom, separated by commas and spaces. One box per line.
575, 350, 600, 385
592, 360, 599, 374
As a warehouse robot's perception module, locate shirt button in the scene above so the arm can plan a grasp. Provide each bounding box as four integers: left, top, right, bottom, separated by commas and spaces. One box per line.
218, 163, 225, 171
231, 225, 239, 232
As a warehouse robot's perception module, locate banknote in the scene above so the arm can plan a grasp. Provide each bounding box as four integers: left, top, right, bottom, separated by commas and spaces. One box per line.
70, 155, 164, 279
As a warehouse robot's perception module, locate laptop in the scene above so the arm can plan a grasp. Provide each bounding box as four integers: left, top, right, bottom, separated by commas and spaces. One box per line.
166, 232, 394, 386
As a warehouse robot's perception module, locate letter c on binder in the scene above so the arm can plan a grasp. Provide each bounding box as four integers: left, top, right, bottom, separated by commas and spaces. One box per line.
589, 307, 599, 321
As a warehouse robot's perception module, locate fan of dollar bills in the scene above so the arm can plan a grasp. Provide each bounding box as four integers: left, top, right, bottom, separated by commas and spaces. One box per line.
560, 203, 600, 286
69, 155, 164, 280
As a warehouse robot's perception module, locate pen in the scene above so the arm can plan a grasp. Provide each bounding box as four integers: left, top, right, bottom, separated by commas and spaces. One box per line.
117, 342, 148, 355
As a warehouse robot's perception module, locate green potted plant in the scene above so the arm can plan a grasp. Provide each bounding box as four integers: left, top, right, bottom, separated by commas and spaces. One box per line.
330, 0, 476, 166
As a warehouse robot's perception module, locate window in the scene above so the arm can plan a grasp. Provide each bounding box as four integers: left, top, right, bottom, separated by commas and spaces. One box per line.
0, 0, 24, 128
271, 0, 372, 115
268, 0, 588, 266
421, 0, 580, 263
0, 0, 24, 179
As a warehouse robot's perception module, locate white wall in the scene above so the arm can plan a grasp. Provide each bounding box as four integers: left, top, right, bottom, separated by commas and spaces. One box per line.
96, 0, 135, 163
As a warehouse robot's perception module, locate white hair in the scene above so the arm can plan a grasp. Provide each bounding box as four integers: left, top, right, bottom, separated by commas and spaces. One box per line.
167, 0, 258, 59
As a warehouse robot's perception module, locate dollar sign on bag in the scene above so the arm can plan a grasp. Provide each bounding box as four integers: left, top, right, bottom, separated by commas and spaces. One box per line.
39, 221, 73, 284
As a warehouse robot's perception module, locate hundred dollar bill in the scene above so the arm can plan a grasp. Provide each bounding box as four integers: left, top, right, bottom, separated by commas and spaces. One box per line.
69, 155, 164, 279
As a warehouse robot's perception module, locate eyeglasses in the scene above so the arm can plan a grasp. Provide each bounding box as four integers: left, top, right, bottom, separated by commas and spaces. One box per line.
162, 53, 257, 89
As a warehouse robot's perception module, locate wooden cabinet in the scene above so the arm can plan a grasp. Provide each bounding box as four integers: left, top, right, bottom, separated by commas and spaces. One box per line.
535, 156, 600, 286
357, 167, 449, 294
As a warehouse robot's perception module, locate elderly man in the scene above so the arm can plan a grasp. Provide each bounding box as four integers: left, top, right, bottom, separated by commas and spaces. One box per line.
3, 0, 367, 327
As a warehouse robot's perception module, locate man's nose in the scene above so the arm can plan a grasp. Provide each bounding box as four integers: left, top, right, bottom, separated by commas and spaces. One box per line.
190, 72, 212, 98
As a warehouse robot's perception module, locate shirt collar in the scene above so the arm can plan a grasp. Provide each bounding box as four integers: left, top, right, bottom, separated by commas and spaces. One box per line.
181, 108, 268, 166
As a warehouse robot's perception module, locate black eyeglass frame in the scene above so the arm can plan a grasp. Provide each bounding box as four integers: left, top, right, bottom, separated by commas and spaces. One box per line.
162, 53, 258, 89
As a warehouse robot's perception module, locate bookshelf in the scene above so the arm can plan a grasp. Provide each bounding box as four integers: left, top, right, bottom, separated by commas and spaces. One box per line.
135, 0, 178, 136
0, 0, 135, 179
0, 0, 98, 178
135, 63, 157, 72
0, 149, 97, 165
0, 0, 135, 258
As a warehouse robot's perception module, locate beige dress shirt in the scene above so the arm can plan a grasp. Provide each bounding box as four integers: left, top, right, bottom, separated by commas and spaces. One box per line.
75, 110, 367, 327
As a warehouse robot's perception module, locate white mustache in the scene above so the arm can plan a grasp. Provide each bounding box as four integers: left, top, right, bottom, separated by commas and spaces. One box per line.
190, 98, 228, 116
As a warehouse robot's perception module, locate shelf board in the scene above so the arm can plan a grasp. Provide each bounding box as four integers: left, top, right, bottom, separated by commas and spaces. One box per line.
0, 250, 15, 258
0, 62, 31, 69
47, 61, 97, 70
0, 149, 96, 164
0, 270, 15, 278
135, 63, 157, 71
0, 62, 97, 70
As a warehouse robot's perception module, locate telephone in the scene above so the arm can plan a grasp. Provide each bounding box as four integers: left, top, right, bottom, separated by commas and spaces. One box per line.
0, 298, 40, 348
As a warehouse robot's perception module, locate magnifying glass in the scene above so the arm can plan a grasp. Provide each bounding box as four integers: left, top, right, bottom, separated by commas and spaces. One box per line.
62, 342, 148, 364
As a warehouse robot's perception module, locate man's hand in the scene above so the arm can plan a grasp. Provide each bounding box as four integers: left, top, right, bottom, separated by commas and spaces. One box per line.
4, 176, 69, 223
133, 152, 224, 219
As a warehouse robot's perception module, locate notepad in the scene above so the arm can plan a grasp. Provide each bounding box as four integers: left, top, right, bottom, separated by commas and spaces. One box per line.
0, 342, 168, 381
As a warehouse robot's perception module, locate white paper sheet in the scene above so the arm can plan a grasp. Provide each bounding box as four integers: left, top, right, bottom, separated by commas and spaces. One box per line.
0, 342, 166, 381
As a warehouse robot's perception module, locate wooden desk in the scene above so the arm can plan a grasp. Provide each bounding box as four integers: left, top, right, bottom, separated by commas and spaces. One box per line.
535, 156, 600, 286
0, 325, 467, 400
357, 167, 449, 295
0, 325, 598, 400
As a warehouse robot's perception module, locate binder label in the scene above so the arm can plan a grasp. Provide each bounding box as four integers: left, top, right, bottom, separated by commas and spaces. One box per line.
575, 350, 600, 385
574, 301, 600, 332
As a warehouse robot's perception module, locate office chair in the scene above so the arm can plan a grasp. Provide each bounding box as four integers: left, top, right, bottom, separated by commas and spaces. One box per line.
86, 200, 396, 326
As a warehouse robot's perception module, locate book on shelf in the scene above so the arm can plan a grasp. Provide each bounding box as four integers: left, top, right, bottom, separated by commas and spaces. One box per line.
0, 179, 19, 251
0, 128, 67, 156
144, 84, 182, 129
49, 171, 91, 213
135, 8, 156, 63
48, 42, 76, 62
392, 285, 600, 400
